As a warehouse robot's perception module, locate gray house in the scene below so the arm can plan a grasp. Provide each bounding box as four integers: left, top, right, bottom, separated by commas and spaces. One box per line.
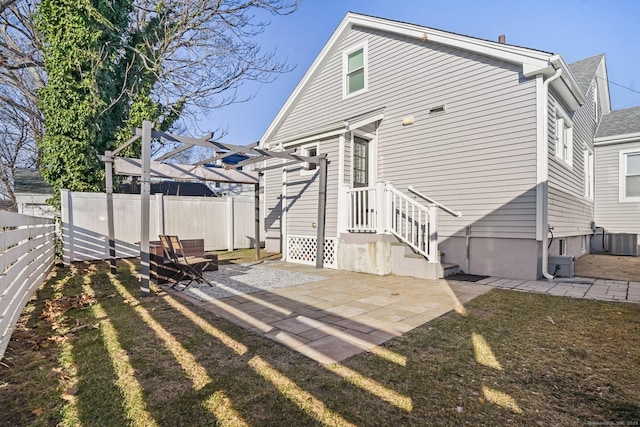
260, 12, 636, 280
594, 106, 640, 238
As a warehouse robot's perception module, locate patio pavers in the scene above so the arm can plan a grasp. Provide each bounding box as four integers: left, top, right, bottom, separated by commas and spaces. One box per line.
165, 261, 640, 365
477, 276, 640, 303
165, 261, 492, 364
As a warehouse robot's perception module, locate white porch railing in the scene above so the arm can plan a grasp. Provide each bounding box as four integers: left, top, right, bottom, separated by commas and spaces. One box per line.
345, 183, 440, 262
346, 186, 378, 232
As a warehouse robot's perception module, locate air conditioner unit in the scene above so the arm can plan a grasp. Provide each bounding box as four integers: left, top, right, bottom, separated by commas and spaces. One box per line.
548, 255, 575, 278
608, 233, 639, 256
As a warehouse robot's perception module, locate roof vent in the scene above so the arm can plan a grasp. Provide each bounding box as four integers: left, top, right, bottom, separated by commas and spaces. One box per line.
498, 34, 506, 44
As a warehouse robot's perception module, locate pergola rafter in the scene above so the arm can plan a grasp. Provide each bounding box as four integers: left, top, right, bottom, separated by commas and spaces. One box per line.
101, 120, 328, 296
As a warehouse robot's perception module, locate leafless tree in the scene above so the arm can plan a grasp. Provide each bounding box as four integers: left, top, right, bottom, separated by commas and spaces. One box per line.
0, 0, 298, 203
0, 2, 44, 207
0, 0, 17, 15
127, 0, 299, 126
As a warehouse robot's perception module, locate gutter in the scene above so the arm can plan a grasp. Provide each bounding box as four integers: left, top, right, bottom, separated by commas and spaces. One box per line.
540, 67, 563, 280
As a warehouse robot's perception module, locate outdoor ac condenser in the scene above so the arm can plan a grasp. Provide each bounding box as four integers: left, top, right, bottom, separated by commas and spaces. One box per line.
548, 255, 575, 278
608, 233, 639, 256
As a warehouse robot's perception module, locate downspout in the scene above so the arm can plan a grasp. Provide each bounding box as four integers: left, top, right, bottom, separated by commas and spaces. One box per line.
540, 68, 562, 280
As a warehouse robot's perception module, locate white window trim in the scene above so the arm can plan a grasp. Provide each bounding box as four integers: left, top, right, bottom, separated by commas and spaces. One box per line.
300, 141, 319, 176
584, 148, 594, 200
555, 104, 574, 167
342, 41, 368, 99
619, 149, 640, 202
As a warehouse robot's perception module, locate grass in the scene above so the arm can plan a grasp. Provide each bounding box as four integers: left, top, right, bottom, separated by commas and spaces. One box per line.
1, 257, 639, 426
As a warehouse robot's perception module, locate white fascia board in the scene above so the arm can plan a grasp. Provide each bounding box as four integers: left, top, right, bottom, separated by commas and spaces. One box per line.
351, 14, 552, 67
550, 55, 587, 110
346, 111, 385, 131
597, 57, 612, 115
594, 132, 640, 146
272, 121, 348, 149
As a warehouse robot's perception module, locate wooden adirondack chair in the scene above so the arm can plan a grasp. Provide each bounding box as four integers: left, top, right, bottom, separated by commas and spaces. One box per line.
158, 235, 215, 289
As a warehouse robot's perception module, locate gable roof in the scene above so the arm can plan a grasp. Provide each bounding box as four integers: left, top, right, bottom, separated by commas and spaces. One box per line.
595, 106, 640, 143
13, 168, 53, 195
568, 54, 604, 93
260, 12, 586, 146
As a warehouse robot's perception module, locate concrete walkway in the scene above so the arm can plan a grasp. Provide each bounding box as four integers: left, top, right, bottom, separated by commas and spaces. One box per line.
167, 262, 492, 364
475, 276, 640, 303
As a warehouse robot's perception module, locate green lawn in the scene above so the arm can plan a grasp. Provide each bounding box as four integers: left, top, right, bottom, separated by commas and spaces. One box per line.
1, 259, 639, 426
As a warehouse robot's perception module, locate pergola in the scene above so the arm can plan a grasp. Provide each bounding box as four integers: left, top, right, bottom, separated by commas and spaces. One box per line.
101, 120, 328, 296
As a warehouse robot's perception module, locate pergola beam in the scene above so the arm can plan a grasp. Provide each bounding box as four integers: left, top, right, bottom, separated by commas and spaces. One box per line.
114, 157, 259, 184
154, 144, 195, 162
103, 123, 329, 297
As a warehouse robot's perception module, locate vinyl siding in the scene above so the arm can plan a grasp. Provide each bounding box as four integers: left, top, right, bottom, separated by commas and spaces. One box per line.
264, 158, 283, 251
547, 83, 597, 237
284, 136, 339, 237
595, 140, 640, 233
266, 26, 539, 240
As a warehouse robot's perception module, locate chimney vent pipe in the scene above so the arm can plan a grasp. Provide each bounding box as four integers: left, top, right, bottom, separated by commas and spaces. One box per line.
498, 34, 506, 44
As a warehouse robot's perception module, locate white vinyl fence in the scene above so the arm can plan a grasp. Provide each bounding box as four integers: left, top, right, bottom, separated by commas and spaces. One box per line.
61, 190, 262, 263
0, 210, 56, 360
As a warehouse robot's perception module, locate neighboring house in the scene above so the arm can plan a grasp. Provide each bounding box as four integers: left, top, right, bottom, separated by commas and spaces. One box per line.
259, 12, 637, 280
13, 168, 56, 218
594, 106, 640, 235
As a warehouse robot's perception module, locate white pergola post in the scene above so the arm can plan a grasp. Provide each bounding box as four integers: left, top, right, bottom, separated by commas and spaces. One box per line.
140, 120, 152, 297
104, 151, 116, 274
315, 155, 328, 268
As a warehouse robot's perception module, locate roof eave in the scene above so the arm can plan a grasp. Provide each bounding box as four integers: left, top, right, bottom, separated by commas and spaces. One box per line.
260, 12, 579, 145
594, 132, 640, 146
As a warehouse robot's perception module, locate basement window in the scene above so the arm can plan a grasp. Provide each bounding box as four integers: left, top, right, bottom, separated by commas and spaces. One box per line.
559, 239, 567, 256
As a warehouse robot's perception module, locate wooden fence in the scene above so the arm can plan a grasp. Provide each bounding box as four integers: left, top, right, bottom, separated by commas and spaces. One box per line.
0, 210, 56, 360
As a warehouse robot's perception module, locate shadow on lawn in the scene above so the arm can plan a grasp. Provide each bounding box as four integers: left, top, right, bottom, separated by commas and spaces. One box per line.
19, 260, 640, 426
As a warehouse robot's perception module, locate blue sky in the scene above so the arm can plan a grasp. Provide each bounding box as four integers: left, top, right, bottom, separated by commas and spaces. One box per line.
202, 0, 640, 145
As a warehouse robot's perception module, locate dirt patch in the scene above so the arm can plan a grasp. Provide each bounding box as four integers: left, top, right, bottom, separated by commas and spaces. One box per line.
575, 254, 640, 282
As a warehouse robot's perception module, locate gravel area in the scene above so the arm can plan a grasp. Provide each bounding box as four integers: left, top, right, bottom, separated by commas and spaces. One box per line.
174, 263, 326, 301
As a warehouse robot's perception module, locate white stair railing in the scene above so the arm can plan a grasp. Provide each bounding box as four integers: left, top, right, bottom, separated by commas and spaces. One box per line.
345, 183, 448, 263
385, 184, 438, 262
346, 186, 377, 232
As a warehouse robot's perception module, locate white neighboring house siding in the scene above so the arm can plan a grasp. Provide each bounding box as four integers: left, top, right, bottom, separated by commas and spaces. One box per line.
595, 140, 640, 233
270, 26, 539, 241
547, 84, 597, 239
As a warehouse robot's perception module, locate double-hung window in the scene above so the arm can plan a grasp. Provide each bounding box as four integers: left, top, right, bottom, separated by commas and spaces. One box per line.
555, 105, 573, 166
343, 43, 367, 97
620, 150, 640, 201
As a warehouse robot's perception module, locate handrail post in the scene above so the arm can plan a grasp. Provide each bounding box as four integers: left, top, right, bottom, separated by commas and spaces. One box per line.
375, 181, 385, 234
428, 205, 438, 262
384, 182, 392, 233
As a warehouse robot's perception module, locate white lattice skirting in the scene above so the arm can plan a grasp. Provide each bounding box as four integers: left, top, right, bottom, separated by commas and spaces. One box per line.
286, 235, 338, 268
